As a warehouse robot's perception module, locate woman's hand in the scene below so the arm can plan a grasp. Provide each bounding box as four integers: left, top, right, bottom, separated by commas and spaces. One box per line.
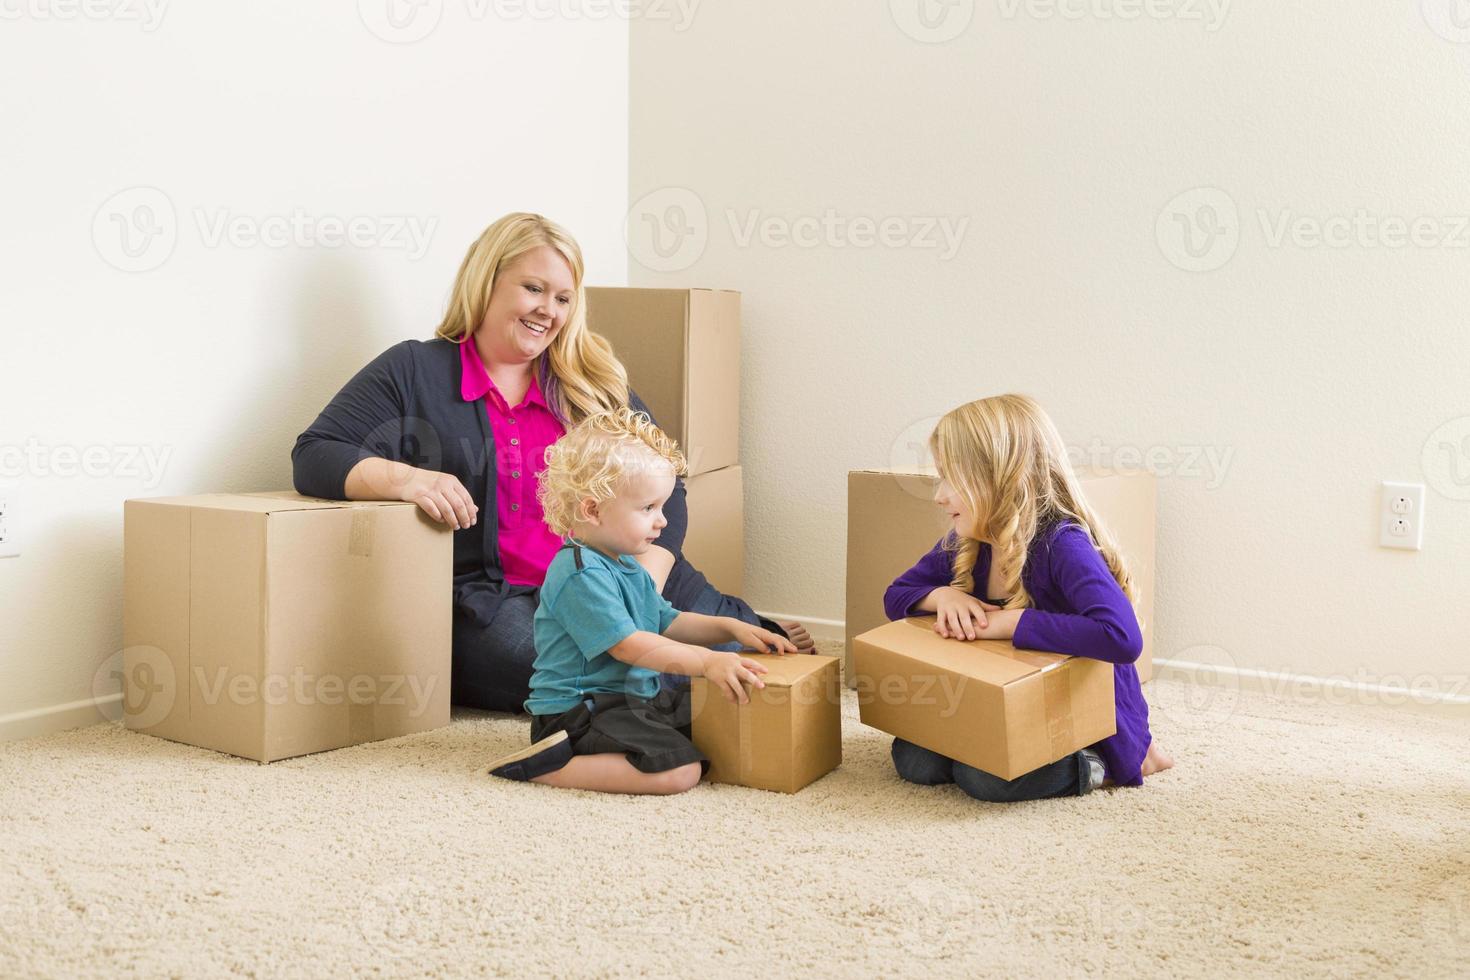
398, 466, 478, 530
702, 651, 769, 704
726, 620, 798, 655
927, 586, 1000, 641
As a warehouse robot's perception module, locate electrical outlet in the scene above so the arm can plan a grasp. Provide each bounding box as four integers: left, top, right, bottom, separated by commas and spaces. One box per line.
0, 497, 16, 559
1379, 481, 1425, 551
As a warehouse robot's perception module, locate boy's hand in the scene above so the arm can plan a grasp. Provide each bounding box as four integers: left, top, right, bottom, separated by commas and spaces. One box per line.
727, 620, 798, 655
929, 587, 1001, 641
704, 651, 769, 704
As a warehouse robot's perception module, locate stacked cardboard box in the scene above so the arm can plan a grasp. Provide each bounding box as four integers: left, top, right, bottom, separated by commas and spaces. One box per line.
584, 287, 744, 595
589, 288, 842, 793
846, 468, 1157, 686
122, 491, 452, 763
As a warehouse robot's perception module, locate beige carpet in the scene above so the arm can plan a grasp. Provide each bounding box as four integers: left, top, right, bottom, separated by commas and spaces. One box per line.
2, 641, 1467, 979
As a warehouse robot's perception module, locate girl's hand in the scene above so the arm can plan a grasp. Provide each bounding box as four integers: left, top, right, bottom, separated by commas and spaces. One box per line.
397, 466, 478, 529
703, 652, 769, 704
727, 620, 798, 655
970, 609, 1022, 641
928, 587, 1001, 641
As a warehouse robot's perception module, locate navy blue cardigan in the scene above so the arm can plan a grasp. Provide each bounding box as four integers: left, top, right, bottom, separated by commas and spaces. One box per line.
291, 338, 707, 628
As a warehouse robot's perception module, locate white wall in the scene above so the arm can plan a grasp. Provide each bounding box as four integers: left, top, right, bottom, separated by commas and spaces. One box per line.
0, 2, 629, 734
630, 2, 1470, 690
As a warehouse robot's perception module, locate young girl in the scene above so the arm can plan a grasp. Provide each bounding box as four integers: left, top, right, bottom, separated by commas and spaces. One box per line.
884, 394, 1173, 802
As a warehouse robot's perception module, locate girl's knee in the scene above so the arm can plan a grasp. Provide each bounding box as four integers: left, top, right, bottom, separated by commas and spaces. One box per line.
650, 763, 702, 795
891, 738, 954, 786
952, 763, 1007, 802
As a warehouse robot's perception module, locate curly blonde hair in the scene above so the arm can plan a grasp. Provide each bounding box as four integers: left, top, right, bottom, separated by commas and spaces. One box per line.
930, 394, 1136, 610
537, 407, 689, 538
435, 212, 631, 426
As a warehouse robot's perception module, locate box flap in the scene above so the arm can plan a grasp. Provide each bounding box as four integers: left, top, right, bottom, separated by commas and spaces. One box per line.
128, 492, 410, 514
736, 652, 840, 688
850, 465, 1138, 479
853, 618, 1067, 687
849, 466, 940, 476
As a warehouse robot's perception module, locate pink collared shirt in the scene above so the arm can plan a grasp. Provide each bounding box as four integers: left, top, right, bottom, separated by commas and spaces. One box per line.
458, 339, 567, 587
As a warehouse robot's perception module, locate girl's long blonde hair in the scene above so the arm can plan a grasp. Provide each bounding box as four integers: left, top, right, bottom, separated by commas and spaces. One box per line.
435, 212, 629, 426
929, 394, 1135, 610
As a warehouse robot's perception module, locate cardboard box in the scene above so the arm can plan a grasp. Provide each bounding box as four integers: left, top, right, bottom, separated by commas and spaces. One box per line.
852, 618, 1116, 781
679, 465, 743, 595
845, 468, 1157, 685
122, 491, 452, 763
690, 653, 842, 793
584, 287, 740, 475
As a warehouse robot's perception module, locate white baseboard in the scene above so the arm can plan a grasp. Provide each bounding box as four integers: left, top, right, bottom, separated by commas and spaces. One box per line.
1152, 657, 1469, 715
0, 694, 121, 744
6, 636, 1459, 746
759, 612, 1470, 714
753, 610, 845, 645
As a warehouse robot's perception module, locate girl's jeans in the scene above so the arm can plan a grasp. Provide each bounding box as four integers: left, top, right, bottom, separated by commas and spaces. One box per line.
891, 737, 1093, 802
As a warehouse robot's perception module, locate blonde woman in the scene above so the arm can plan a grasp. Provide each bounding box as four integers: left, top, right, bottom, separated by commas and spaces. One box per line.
883, 394, 1173, 802
293, 212, 810, 713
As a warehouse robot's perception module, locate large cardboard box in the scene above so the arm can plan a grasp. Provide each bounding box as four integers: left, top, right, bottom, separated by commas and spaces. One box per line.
584, 287, 740, 475
852, 618, 1116, 780
122, 491, 452, 763
680, 465, 743, 595
845, 468, 1157, 686
690, 653, 842, 793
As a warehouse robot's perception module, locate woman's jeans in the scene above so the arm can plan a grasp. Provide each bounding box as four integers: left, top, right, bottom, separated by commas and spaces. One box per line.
449, 582, 766, 713
451, 594, 540, 714
891, 737, 1093, 803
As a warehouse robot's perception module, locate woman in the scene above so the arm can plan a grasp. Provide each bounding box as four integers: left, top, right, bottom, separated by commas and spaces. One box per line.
292, 212, 810, 713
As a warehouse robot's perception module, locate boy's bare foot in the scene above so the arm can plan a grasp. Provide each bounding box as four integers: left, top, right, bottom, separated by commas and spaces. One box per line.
1140, 741, 1174, 777
779, 620, 816, 652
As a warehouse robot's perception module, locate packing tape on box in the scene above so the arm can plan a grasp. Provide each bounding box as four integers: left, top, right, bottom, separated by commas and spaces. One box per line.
1041, 663, 1074, 757
737, 695, 754, 780
347, 507, 376, 558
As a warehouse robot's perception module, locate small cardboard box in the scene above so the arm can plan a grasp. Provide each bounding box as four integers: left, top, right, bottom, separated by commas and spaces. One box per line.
846, 468, 1157, 685
680, 465, 743, 595
122, 491, 452, 763
584, 286, 740, 475
690, 653, 842, 793
852, 618, 1116, 781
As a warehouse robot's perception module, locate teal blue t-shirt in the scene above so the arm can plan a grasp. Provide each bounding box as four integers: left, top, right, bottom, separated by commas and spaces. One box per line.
525, 540, 681, 715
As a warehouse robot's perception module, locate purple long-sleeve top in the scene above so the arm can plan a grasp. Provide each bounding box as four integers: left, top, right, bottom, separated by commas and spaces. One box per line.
884, 522, 1153, 787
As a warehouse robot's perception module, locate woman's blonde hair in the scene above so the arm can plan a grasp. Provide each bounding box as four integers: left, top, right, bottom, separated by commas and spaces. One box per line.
435, 212, 630, 425
537, 407, 688, 538
929, 394, 1135, 610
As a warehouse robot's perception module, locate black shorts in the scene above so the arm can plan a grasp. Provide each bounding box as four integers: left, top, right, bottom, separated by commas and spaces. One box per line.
529, 687, 708, 775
